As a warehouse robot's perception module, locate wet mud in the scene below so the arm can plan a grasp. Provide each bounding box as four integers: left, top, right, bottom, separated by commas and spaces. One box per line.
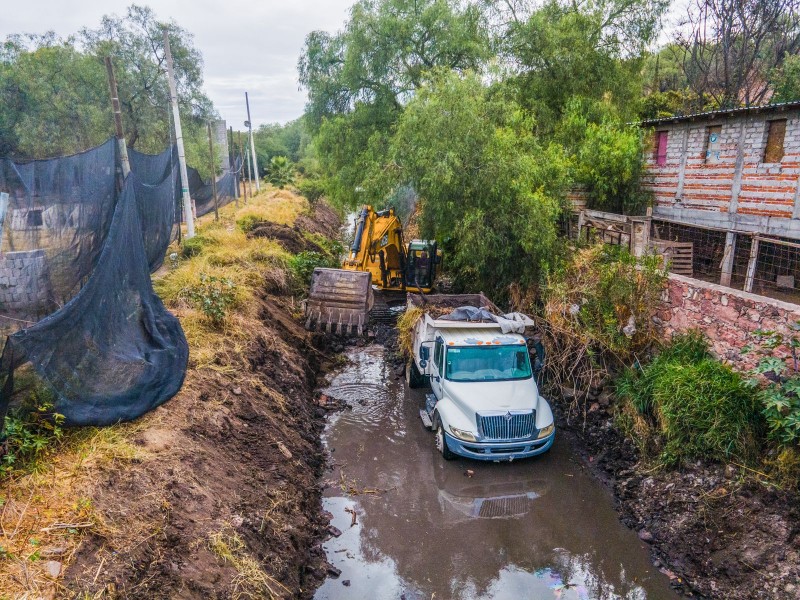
315, 345, 679, 600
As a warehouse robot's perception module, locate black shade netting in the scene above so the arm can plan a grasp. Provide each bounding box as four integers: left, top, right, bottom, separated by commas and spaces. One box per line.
0, 140, 183, 328
0, 140, 118, 322
186, 161, 239, 218
0, 177, 188, 426
129, 146, 181, 271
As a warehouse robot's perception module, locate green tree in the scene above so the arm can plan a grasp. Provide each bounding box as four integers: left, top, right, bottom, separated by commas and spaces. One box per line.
298, 0, 491, 209
497, 0, 668, 128
385, 71, 569, 299
771, 54, 800, 103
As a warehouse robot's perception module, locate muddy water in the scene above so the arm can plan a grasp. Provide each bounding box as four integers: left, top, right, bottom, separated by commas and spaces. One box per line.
316, 346, 678, 600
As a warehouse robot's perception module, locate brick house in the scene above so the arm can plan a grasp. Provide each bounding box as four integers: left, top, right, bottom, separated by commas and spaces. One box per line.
640, 102, 800, 298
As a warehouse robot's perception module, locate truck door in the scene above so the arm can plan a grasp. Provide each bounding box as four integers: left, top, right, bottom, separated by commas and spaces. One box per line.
432, 338, 444, 400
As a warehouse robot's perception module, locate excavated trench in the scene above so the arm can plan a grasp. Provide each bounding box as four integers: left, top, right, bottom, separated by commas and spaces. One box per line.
313, 343, 679, 600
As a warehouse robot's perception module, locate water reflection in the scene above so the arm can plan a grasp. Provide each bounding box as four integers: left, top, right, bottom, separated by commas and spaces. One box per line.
316, 346, 676, 600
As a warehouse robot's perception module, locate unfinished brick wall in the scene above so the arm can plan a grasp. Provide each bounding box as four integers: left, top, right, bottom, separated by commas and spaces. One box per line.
642, 108, 800, 223
659, 273, 800, 370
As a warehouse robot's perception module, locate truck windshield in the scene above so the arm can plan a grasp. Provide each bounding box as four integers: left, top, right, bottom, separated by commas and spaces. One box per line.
445, 345, 532, 382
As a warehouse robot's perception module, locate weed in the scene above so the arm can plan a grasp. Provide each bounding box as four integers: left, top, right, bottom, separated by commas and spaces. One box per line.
1, 378, 65, 479
182, 274, 237, 326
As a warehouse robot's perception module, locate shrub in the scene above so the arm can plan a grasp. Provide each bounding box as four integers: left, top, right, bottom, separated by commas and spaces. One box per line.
181, 235, 207, 258
183, 273, 237, 326
296, 177, 326, 203
616, 332, 763, 466
288, 251, 336, 288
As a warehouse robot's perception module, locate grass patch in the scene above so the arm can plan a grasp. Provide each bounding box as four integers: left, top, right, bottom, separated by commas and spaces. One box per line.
209, 528, 290, 599
616, 331, 763, 466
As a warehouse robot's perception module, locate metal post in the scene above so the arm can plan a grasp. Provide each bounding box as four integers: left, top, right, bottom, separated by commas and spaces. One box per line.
720, 231, 736, 287
229, 125, 238, 204
207, 122, 219, 221
163, 30, 195, 238
245, 146, 253, 199
104, 57, 131, 179
238, 130, 248, 204
744, 236, 760, 293
245, 92, 260, 192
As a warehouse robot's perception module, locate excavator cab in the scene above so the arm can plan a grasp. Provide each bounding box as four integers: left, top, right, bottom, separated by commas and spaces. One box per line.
405, 240, 438, 292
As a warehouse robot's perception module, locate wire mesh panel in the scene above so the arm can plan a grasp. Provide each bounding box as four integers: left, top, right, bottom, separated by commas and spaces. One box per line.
651, 220, 727, 283
748, 236, 800, 303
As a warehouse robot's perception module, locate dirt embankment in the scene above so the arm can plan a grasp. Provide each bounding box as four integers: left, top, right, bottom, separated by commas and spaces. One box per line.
59, 197, 343, 598
554, 401, 800, 600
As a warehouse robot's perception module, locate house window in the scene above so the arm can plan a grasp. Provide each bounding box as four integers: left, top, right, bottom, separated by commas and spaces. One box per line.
764, 119, 787, 163
654, 130, 668, 166
704, 125, 722, 163
26, 209, 43, 227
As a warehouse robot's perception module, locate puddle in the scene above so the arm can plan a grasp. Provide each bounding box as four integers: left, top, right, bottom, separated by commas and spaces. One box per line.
316, 346, 679, 600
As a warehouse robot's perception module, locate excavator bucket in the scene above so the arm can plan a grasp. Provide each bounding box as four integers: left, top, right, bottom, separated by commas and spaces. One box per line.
305, 268, 374, 335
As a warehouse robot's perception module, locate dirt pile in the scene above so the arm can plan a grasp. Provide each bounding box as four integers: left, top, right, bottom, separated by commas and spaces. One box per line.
555, 401, 800, 600
248, 222, 325, 254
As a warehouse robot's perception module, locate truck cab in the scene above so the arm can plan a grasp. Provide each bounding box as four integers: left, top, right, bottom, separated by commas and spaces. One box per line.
408, 298, 555, 462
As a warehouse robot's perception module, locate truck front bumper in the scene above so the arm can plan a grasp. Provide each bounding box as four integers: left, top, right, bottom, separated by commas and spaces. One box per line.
444, 431, 555, 462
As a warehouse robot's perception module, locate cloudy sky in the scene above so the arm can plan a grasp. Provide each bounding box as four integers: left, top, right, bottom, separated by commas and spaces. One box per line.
1, 1, 354, 128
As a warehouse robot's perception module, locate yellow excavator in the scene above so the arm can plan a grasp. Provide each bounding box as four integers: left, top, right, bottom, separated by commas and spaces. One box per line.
304, 205, 441, 334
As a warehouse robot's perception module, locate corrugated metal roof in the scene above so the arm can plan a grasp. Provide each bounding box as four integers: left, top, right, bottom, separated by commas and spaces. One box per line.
436, 327, 526, 346
638, 100, 800, 127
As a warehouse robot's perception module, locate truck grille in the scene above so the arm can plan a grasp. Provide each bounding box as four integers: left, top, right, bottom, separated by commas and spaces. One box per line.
477, 411, 535, 441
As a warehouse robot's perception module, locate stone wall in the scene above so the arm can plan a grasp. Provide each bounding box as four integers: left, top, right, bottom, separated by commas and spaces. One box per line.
0, 249, 52, 319
660, 273, 800, 370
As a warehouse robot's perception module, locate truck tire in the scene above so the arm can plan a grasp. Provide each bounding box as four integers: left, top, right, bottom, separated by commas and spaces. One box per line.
435, 417, 456, 461
406, 358, 426, 389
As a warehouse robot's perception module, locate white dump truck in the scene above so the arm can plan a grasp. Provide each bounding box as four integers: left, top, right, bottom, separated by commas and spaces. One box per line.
406, 294, 555, 462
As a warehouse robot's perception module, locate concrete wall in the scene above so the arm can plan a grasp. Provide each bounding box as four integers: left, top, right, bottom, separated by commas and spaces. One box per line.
643, 108, 800, 240
659, 273, 800, 369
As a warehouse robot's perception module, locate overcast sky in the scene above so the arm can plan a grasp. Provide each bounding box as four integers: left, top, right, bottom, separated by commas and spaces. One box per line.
1, 1, 354, 128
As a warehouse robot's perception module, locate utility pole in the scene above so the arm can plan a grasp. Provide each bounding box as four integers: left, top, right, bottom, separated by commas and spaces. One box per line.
238, 130, 248, 204
207, 122, 220, 221
163, 29, 195, 238
104, 57, 131, 179
245, 145, 253, 199
245, 92, 260, 192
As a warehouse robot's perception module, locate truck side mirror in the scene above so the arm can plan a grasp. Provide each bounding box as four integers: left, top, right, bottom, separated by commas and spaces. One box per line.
420, 359, 428, 370
420, 346, 430, 361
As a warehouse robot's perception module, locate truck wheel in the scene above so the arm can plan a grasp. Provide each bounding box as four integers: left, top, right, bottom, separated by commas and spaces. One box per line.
435, 418, 456, 461
406, 358, 426, 389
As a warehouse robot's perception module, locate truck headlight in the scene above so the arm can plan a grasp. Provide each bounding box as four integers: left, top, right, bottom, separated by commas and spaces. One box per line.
537, 424, 555, 439
449, 426, 477, 442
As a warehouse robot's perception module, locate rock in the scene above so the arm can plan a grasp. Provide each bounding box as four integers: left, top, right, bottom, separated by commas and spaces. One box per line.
343, 580, 351, 587
589, 403, 600, 413
597, 389, 614, 407
277, 442, 293, 459
326, 564, 342, 578
327, 525, 342, 538
44, 560, 62, 578
560, 385, 576, 400
232, 387, 242, 396
638, 529, 654, 543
